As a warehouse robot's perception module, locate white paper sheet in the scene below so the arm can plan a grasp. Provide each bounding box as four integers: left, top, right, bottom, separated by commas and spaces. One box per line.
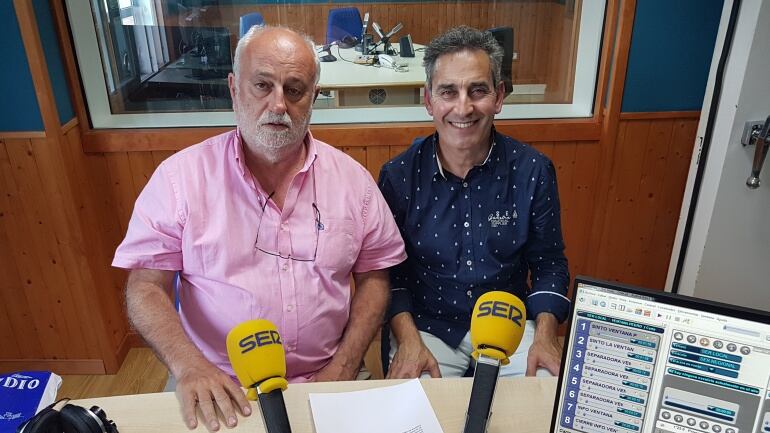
309, 379, 445, 433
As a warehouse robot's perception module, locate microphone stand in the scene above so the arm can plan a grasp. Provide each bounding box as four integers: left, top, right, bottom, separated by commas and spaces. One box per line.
257, 388, 292, 433
463, 354, 501, 433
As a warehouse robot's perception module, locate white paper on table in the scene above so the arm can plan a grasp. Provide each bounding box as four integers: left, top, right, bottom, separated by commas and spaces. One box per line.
308, 379, 444, 433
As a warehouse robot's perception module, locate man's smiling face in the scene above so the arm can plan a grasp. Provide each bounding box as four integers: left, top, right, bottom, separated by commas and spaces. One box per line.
425, 49, 504, 154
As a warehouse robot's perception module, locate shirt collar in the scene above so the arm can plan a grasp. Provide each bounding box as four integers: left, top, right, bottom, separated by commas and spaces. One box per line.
432, 130, 497, 180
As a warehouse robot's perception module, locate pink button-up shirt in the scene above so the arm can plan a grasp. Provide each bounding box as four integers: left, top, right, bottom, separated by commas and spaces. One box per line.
113, 130, 406, 382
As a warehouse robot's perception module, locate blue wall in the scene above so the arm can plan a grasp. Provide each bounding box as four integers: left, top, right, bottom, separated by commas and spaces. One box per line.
33, 0, 74, 124
622, 0, 724, 112
0, 2, 43, 132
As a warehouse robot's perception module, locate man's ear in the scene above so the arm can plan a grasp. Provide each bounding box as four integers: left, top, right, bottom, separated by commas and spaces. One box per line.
313, 86, 320, 103
424, 85, 434, 116
494, 80, 505, 113
228, 73, 238, 108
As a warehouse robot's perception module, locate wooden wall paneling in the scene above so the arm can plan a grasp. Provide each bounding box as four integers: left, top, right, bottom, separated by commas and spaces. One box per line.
366, 146, 392, 181
533, 140, 556, 160
151, 151, 176, 167
343, 147, 367, 169
564, 0, 582, 102
1, 139, 72, 360
0, 143, 32, 359
390, 3, 401, 33
509, 1, 523, 82
595, 120, 650, 282
518, 1, 538, 83
546, 2, 574, 102
423, 1, 435, 43
532, 1, 551, 85
59, 126, 130, 364
585, 0, 636, 275
127, 152, 159, 198
549, 142, 579, 279
480, 1, 490, 35
82, 120, 602, 153
567, 140, 601, 279
27, 136, 106, 361
105, 153, 139, 235
471, 1, 483, 33
286, 4, 306, 41
625, 119, 675, 288
641, 118, 697, 287
390, 145, 410, 159
0, 223, 23, 358
436, 2, 447, 41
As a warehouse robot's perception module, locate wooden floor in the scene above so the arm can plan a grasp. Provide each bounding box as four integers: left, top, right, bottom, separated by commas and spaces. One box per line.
58, 348, 168, 399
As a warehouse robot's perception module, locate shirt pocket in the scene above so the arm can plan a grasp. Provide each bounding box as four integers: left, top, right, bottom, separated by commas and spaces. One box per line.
316, 218, 355, 271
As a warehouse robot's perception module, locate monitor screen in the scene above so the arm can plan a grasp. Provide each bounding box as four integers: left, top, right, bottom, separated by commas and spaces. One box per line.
552, 278, 770, 433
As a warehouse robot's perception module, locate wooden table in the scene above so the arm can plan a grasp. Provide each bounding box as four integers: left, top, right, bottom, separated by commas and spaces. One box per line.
73, 377, 558, 433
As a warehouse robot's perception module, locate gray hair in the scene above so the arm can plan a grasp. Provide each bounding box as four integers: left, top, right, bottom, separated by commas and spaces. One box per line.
232, 24, 321, 85
423, 26, 503, 91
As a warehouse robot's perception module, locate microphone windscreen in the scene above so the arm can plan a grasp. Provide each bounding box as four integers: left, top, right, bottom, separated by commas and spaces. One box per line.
470, 291, 527, 363
226, 319, 287, 392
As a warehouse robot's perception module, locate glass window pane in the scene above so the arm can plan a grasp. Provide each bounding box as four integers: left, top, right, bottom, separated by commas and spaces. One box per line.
67, 0, 604, 128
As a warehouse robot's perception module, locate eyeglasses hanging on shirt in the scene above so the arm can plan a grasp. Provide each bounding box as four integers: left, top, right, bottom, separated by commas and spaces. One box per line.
254, 167, 322, 261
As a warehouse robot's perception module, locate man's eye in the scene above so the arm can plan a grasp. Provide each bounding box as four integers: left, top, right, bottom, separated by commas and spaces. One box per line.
254, 82, 269, 90
286, 88, 302, 97
440, 90, 457, 98
471, 88, 490, 96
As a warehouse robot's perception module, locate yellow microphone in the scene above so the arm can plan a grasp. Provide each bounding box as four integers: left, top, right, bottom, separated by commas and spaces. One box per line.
226, 319, 292, 433
464, 291, 527, 433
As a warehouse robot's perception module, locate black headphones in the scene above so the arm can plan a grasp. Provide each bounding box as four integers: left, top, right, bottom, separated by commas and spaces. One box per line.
16, 399, 118, 433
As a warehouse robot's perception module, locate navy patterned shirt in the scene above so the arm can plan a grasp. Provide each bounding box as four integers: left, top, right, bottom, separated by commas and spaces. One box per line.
378, 130, 570, 348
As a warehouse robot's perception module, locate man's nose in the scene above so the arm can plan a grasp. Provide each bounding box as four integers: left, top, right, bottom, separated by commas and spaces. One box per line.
455, 92, 474, 117
269, 87, 287, 114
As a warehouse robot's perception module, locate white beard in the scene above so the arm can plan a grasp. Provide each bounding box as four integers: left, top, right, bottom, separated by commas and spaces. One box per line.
237, 106, 312, 163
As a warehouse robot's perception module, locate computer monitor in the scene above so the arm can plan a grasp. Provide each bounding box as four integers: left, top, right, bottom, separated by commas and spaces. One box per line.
551, 277, 770, 433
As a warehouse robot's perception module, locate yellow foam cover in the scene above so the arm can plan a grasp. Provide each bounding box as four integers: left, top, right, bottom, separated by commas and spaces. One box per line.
470, 291, 527, 365
226, 319, 288, 401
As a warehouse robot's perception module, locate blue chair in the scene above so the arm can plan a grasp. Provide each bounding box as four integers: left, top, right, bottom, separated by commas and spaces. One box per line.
240, 12, 265, 38
326, 7, 362, 45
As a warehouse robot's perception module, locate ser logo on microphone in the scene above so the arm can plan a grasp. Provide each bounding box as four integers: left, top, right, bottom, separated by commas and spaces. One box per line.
476, 300, 523, 326
239, 330, 282, 354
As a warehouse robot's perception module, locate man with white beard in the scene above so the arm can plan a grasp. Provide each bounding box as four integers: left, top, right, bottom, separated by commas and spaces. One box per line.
113, 26, 406, 432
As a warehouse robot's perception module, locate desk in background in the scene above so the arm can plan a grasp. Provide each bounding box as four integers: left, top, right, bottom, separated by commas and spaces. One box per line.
317, 47, 425, 108
73, 377, 558, 433
317, 46, 548, 108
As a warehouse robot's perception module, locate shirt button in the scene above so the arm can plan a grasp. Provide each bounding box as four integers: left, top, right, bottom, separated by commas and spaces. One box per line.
462, 182, 469, 188
286, 305, 293, 312
463, 221, 470, 228
467, 290, 473, 297
466, 260, 472, 266
281, 223, 288, 231
281, 263, 289, 271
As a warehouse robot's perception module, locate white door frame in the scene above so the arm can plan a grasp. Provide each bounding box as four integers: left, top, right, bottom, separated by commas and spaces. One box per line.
664, 0, 764, 295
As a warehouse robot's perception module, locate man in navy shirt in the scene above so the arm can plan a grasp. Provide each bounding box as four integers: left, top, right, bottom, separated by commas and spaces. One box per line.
378, 26, 570, 378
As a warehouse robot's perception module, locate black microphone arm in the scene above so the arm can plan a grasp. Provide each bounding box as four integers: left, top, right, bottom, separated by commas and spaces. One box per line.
257, 388, 293, 433
463, 354, 501, 433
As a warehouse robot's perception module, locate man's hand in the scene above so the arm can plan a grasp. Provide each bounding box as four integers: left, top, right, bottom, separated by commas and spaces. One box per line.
526, 313, 563, 376
174, 359, 252, 432
387, 338, 441, 379
312, 359, 359, 382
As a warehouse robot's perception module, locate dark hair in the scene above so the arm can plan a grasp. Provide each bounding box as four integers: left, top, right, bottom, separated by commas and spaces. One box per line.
423, 26, 503, 91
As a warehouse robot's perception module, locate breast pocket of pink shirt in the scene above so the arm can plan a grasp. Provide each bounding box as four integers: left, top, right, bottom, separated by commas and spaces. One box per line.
316, 218, 355, 272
